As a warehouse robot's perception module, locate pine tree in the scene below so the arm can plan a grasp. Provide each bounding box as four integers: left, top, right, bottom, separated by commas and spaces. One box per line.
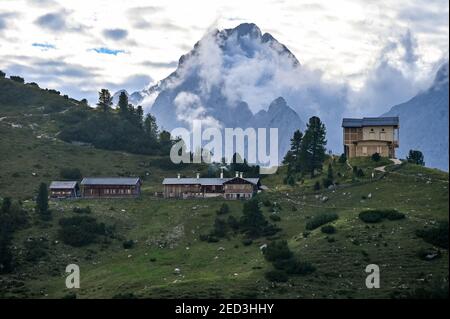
136, 105, 144, 122
283, 130, 303, 174
36, 183, 51, 221
118, 91, 129, 114
144, 113, 158, 140
327, 163, 333, 181
407, 150, 425, 166
299, 116, 327, 177
97, 89, 113, 112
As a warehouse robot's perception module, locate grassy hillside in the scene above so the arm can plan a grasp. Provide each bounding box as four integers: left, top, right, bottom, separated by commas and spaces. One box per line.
0, 77, 448, 299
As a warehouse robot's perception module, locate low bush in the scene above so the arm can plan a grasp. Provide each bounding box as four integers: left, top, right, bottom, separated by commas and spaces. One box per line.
241, 239, 253, 246
216, 203, 230, 215
273, 258, 316, 275
263, 240, 293, 262
122, 240, 134, 249
58, 216, 110, 247
305, 212, 338, 230
73, 206, 91, 214
60, 167, 82, 180
359, 209, 405, 223
313, 181, 321, 191
416, 222, 448, 249
269, 214, 281, 222
265, 270, 289, 282
24, 239, 48, 262
371, 152, 381, 162
321, 225, 336, 234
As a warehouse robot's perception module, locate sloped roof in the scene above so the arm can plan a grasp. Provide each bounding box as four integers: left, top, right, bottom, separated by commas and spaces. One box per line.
80, 177, 140, 185
342, 117, 399, 127
162, 177, 260, 186
49, 181, 78, 189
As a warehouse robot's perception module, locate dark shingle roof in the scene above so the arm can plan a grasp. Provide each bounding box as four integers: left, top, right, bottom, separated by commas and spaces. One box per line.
162, 177, 259, 186
49, 181, 78, 189
80, 177, 140, 186
342, 117, 399, 128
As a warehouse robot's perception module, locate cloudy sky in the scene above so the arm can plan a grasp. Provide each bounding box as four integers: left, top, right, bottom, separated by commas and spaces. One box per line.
0, 0, 448, 107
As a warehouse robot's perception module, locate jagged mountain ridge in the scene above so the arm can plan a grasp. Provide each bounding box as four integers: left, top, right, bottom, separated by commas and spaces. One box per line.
123, 23, 305, 163
382, 62, 449, 170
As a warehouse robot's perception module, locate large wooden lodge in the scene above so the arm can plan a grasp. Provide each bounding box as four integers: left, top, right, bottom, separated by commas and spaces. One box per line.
80, 177, 142, 198
162, 172, 261, 199
49, 177, 142, 199
342, 117, 399, 159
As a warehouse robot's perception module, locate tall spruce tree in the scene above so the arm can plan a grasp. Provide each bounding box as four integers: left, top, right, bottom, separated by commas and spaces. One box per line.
283, 130, 303, 174
299, 116, 327, 177
136, 105, 144, 122
97, 89, 113, 112
36, 183, 51, 221
144, 113, 159, 140
118, 91, 129, 114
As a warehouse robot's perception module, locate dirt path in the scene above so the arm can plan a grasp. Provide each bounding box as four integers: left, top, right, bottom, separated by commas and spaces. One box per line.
374, 158, 402, 172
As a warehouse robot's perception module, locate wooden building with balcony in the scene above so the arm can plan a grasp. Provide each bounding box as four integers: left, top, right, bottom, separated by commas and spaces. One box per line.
49, 181, 80, 199
342, 117, 399, 159
80, 177, 142, 198
162, 172, 261, 199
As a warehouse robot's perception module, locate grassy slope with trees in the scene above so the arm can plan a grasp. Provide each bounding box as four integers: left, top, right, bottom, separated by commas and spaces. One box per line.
0, 74, 448, 299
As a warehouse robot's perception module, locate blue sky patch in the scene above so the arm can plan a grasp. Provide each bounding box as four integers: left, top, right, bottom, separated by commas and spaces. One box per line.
91, 47, 125, 55
32, 42, 56, 50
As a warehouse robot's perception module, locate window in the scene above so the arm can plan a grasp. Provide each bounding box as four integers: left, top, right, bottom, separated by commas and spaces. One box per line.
362, 146, 368, 155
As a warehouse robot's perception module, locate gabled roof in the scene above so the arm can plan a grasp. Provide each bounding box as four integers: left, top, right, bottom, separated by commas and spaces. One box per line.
80, 177, 141, 186
49, 181, 78, 189
162, 177, 260, 186
342, 117, 399, 128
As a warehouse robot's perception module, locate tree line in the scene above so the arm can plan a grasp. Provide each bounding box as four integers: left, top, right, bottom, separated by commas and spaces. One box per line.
283, 116, 327, 184
59, 89, 175, 156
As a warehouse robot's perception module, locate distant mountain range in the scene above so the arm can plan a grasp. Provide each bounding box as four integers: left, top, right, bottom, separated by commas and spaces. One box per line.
114, 23, 448, 169
383, 62, 449, 170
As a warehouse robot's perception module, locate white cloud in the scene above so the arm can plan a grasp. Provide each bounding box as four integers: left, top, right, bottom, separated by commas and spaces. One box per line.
0, 0, 447, 109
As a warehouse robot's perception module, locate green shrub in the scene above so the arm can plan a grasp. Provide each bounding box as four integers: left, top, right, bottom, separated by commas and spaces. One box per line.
273, 258, 316, 275
269, 214, 281, 222
263, 240, 293, 262
122, 240, 134, 249
371, 152, 381, 162
24, 239, 48, 262
241, 239, 253, 246
227, 215, 240, 231
416, 222, 448, 249
58, 216, 109, 247
313, 181, 321, 191
321, 225, 336, 234
359, 209, 405, 223
265, 270, 289, 282
216, 203, 230, 215
212, 217, 228, 238
73, 206, 91, 214
60, 167, 82, 180
305, 212, 338, 230
263, 200, 272, 207
338, 153, 347, 164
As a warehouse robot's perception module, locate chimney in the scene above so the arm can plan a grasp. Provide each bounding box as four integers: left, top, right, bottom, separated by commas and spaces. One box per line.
240, 172, 243, 178
196, 173, 200, 179
177, 173, 180, 179
235, 171, 239, 178
220, 168, 224, 179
